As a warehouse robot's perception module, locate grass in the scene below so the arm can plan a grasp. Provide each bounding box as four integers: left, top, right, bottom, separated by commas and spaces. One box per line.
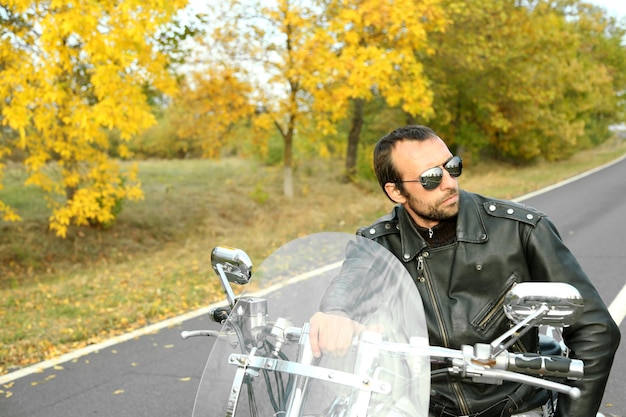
1, 136, 625, 375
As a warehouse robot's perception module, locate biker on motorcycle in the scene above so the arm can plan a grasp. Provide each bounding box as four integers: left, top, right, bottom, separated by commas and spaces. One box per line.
309, 125, 621, 417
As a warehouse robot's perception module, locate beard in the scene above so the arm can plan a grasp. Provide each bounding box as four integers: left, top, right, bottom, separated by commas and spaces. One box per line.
406, 190, 460, 222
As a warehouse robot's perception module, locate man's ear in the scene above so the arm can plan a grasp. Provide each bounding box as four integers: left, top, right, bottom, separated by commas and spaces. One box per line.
384, 182, 406, 204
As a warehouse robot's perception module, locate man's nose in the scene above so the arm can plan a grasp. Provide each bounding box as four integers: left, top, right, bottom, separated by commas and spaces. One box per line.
439, 168, 458, 190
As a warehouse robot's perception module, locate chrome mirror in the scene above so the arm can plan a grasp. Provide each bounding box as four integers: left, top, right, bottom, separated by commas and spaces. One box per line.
211, 246, 253, 285
211, 246, 253, 309
504, 282, 583, 326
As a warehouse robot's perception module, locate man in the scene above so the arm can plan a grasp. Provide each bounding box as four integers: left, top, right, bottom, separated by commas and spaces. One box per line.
309, 125, 620, 417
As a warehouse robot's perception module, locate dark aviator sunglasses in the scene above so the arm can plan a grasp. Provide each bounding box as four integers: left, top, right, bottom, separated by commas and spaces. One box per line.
397, 156, 462, 190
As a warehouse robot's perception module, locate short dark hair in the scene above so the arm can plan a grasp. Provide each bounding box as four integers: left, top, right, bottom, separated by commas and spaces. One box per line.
374, 125, 439, 199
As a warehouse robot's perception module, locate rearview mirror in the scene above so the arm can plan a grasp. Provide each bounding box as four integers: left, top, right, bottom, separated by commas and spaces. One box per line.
211, 246, 253, 285
504, 282, 583, 326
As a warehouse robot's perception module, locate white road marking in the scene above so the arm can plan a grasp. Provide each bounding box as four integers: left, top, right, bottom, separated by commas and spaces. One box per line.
608, 284, 626, 326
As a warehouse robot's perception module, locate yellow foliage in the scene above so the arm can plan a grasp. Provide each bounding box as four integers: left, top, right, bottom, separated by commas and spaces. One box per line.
0, 0, 187, 236
170, 69, 256, 158
303, 0, 448, 124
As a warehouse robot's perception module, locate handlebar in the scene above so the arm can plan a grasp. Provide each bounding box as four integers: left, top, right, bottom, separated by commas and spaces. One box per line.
501, 352, 584, 379
383, 341, 583, 382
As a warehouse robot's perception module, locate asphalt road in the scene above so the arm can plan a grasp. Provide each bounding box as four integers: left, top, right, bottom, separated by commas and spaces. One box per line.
1, 155, 625, 417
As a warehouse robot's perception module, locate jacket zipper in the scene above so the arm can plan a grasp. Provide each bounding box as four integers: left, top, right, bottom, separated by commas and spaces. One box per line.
451, 383, 470, 415
417, 255, 449, 347
476, 281, 517, 330
418, 254, 472, 415
476, 292, 507, 330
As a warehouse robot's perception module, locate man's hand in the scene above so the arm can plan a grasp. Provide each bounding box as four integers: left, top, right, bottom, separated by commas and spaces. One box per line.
309, 311, 362, 358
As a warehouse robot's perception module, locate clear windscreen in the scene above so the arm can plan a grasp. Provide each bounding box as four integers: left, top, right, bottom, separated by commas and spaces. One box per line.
192, 232, 430, 417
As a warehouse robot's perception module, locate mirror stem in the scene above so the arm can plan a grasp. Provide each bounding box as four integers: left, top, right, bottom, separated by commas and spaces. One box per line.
216, 263, 238, 308
490, 303, 550, 358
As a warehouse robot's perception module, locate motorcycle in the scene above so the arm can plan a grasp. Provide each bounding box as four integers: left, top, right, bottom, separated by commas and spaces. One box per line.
182, 232, 587, 417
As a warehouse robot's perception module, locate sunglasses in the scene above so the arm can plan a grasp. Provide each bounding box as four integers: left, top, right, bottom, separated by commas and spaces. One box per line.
397, 156, 462, 190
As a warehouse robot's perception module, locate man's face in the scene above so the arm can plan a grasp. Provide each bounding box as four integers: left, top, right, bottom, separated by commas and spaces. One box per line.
384, 137, 460, 228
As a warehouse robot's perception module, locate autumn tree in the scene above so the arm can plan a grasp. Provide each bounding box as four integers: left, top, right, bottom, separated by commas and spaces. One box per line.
303, 0, 449, 181
422, 0, 625, 161
0, 0, 188, 236
205, 0, 324, 198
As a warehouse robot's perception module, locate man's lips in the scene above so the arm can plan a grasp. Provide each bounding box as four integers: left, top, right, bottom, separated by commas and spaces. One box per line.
442, 193, 459, 205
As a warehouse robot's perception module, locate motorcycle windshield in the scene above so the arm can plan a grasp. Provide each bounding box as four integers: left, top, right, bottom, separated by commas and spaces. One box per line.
192, 232, 430, 417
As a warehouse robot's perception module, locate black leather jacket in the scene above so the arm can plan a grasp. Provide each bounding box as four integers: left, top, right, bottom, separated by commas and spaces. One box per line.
321, 190, 620, 417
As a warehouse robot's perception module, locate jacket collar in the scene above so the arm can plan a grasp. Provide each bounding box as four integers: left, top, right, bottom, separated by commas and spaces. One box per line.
397, 190, 488, 261
456, 190, 489, 244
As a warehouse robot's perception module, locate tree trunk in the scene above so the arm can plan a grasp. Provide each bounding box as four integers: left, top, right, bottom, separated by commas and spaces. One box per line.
283, 165, 293, 199
283, 126, 294, 199
345, 98, 365, 183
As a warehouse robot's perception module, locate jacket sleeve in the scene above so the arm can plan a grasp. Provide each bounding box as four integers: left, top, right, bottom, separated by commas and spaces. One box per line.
318, 240, 368, 315
524, 216, 621, 417
319, 238, 415, 320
